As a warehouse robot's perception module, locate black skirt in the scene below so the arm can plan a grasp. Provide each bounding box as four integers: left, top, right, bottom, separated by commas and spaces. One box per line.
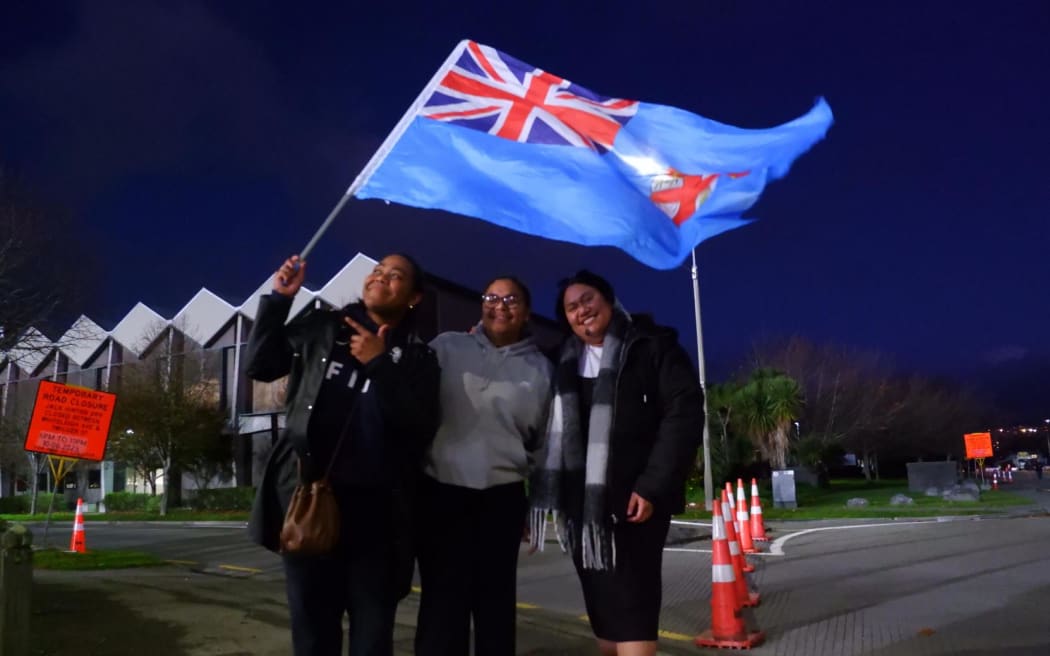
572, 514, 671, 642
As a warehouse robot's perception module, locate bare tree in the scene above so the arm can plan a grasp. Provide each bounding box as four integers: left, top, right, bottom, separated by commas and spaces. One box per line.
107, 325, 229, 515
752, 337, 993, 479
0, 415, 29, 498
0, 169, 95, 363
751, 337, 895, 476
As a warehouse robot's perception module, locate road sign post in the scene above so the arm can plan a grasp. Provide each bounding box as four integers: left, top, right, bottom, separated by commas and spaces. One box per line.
964, 432, 993, 483
23, 380, 116, 546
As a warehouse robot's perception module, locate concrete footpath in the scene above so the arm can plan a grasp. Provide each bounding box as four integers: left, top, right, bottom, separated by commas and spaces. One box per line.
31, 566, 640, 656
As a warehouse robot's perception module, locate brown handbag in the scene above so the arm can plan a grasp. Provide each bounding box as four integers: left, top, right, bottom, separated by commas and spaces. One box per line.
279, 418, 351, 555
279, 469, 340, 555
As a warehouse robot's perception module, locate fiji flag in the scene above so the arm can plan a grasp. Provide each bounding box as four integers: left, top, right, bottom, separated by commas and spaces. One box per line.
353, 40, 833, 269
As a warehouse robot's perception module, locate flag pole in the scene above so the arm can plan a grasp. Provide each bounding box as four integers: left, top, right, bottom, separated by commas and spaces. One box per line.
691, 249, 714, 511
298, 40, 471, 259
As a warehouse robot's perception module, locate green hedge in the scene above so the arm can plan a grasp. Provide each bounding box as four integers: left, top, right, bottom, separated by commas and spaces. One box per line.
103, 492, 155, 512
189, 487, 255, 511
0, 493, 59, 514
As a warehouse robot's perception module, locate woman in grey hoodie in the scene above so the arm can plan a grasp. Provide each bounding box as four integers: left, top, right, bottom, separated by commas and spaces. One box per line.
414, 276, 553, 656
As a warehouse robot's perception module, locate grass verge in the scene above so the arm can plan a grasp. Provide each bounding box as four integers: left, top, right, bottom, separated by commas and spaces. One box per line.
2, 509, 249, 522
679, 478, 1033, 520
33, 548, 166, 570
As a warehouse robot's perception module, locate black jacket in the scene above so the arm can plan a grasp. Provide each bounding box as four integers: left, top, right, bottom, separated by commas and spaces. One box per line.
606, 315, 704, 516
244, 293, 440, 597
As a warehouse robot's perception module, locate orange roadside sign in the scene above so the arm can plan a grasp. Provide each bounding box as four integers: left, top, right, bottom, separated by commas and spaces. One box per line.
24, 380, 116, 461
964, 432, 993, 460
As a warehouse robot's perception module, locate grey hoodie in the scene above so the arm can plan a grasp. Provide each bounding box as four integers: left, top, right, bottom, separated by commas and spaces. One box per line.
425, 326, 553, 489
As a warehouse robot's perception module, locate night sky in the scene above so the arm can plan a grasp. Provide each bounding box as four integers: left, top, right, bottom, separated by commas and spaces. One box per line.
2, 2, 1048, 409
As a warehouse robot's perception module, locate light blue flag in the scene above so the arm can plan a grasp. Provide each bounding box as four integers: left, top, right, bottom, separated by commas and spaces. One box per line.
353, 40, 833, 269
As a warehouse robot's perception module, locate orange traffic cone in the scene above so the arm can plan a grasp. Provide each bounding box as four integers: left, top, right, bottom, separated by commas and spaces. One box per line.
695, 498, 765, 649
736, 479, 757, 554
750, 478, 770, 542
1006, 467, 1013, 483
69, 497, 86, 553
722, 490, 755, 574
722, 490, 759, 606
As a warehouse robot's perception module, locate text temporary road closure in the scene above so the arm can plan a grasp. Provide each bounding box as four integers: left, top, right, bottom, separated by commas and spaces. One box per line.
24, 380, 116, 461
964, 432, 993, 460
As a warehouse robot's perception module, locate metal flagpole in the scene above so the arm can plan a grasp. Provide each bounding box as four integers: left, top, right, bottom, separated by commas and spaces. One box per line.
691, 249, 714, 511
297, 40, 471, 260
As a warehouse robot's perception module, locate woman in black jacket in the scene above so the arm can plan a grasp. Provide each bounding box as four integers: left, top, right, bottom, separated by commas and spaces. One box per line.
529, 270, 703, 656
245, 253, 440, 656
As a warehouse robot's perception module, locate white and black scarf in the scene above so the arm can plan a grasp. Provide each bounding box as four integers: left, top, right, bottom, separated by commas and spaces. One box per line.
530, 310, 630, 570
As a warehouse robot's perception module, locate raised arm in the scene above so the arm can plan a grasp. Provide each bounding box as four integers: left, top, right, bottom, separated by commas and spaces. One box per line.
243, 256, 306, 382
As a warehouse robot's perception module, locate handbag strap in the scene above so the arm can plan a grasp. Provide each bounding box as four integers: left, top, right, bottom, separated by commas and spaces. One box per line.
301, 315, 392, 483
298, 392, 358, 484
322, 407, 355, 480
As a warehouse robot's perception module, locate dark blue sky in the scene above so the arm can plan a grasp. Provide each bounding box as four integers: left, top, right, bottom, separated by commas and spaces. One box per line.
2, 1, 1048, 386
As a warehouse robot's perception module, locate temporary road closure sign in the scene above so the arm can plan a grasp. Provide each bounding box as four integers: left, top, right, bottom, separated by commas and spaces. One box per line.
24, 380, 116, 461
964, 432, 993, 459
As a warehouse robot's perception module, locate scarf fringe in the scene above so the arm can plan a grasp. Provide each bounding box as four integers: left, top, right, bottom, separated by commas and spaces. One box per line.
580, 520, 615, 571
529, 510, 617, 571
529, 508, 572, 555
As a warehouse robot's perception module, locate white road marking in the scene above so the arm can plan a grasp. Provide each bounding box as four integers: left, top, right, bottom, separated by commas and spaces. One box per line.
665, 516, 972, 556
767, 519, 953, 555
670, 519, 710, 527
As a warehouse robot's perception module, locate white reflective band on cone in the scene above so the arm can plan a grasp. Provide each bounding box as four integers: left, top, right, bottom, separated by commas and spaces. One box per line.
712, 564, 736, 583
711, 514, 726, 540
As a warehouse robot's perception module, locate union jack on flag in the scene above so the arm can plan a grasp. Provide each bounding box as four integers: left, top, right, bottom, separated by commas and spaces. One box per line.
421, 41, 639, 151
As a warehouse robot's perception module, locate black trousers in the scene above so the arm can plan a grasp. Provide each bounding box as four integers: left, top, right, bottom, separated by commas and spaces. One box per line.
414, 476, 528, 656
283, 487, 398, 656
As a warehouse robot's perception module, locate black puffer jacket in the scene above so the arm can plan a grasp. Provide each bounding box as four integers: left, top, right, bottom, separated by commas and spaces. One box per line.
244, 293, 440, 597
606, 314, 704, 517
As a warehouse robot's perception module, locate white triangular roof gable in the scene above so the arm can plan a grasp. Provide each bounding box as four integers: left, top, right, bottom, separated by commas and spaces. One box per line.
289, 286, 318, 319
237, 276, 274, 320
58, 315, 108, 366
317, 253, 376, 308
173, 288, 236, 346
238, 275, 318, 323
6, 327, 54, 375
110, 302, 168, 358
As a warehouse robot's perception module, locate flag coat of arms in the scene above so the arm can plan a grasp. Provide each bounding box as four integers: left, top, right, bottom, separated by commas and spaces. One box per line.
352, 40, 833, 269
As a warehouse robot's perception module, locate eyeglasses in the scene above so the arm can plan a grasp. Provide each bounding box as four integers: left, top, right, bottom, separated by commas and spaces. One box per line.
481, 293, 522, 308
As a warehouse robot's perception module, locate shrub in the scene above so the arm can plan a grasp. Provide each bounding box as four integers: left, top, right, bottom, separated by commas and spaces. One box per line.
189, 487, 255, 511
103, 492, 153, 512
0, 493, 61, 515
0, 495, 29, 514
36, 493, 60, 512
